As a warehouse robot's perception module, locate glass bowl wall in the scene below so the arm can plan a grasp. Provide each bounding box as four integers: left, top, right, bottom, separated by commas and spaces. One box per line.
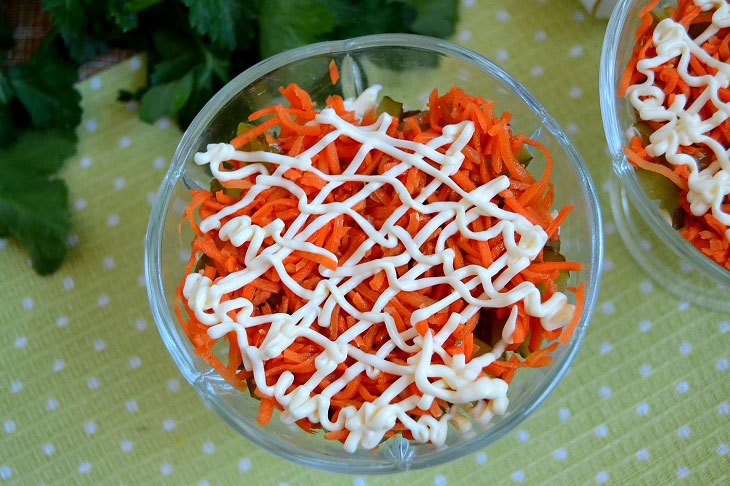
146, 34, 603, 473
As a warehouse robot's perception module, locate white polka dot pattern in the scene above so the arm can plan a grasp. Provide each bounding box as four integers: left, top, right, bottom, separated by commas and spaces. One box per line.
42, 443, 55, 456
121, 440, 133, 452
475, 451, 487, 464
0, 8, 725, 486
559, 408, 571, 421
51, 359, 66, 373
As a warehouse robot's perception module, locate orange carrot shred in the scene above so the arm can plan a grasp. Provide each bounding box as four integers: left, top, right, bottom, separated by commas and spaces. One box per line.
329, 59, 339, 85
175, 79, 585, 447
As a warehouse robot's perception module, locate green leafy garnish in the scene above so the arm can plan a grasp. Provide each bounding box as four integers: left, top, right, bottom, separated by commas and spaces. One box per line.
0, 130, 76, 274
256, 0, 339, 59
138, 71, 194, 122
7, 51, 82, 130
0, 34, 81, 274
104, 0, 458, 127
400, 0, 458, 38
543, 243, 569, 292
0, 0, 459, 275
182, 0, 253, 50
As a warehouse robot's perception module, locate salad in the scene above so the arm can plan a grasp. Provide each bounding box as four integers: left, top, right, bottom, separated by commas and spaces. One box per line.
620, 0, 730, 269
176, 63, 584, 452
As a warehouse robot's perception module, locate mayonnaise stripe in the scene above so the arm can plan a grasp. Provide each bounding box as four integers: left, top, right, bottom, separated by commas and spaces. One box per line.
626, 0, 730, 239
183, 88, 575, 451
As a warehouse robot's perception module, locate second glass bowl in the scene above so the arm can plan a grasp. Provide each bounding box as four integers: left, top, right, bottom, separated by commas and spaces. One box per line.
600, 0, 730, 311
146, 34, 603, 473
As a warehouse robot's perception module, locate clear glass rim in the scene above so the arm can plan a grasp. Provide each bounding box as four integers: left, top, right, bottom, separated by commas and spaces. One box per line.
145, 33, 604, 474
599, 0, 730, 285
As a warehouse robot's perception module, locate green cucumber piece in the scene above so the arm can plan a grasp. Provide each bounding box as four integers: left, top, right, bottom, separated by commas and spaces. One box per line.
194, 254, 211, 272
543, 244, 569, 292
633, 121, 654, 144
375, 96, 403, 118
515, 147, 533, 166
636, 168, 681, 217
236, 122, 270, 152
209, 178, 242, 199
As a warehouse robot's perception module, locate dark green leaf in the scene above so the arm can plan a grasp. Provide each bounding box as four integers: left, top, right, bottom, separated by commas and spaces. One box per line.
0, 104, 16, 147
42, 0, 107, 62
8, 52, 82, 130
256, 0, 338, 58
123, 0, 164, 12
150, 50, 202, 84
175, 57, 226, 127
117, 89, 135, 102
328, 0, 406, 38
60, 29, 108, 63
109, 0, 139, 31
151, 27, 195, 59
181, 0, 246, 50
0, 72, 14, 104
205, 50, 231, 82
42, 0, 86, 33
0, 130, 76, 274
234, 6, 258, 48
176, 76, 216, 127
0, 173, 69, 275
139, 71, 194, 122
0, 129, 77, 175
398, 0, 458, 38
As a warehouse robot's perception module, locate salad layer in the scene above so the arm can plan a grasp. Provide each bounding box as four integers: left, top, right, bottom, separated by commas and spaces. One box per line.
621, 0, 730, 269
177, 77, 584, 452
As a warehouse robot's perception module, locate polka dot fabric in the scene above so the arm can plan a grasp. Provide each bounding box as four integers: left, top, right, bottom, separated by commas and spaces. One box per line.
0, 1, 728, 484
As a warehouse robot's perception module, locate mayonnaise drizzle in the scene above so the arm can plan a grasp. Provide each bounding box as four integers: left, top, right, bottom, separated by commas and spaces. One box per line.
184, 88, 576, 452
625, 0, 730, 239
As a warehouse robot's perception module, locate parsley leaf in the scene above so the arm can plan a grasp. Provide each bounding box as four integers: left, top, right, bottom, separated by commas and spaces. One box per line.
136, 34, 230, 125
182, 0, 250, 50
0, 104, 15, 147
176, 51, 231, 126
327, 0, 408, 38
139, 71, 194, 121
398, 0, 458, 38
0, 130, 76, 275
109, 0, 140, 31
0, 29, 81, 274
122, 0, 164, 12
8, 49, 82, 131
15, 0, 458, 276
256, 0, 338, 58
42, 0, 108, 62
0, 71, 13, 104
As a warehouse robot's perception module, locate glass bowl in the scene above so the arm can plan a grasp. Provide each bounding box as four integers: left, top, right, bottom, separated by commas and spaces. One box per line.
600, 0, 730, 311
145, 33, 603, 474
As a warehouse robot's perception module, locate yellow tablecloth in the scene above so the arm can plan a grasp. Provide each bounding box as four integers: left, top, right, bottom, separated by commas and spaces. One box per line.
1, 1, 728, 484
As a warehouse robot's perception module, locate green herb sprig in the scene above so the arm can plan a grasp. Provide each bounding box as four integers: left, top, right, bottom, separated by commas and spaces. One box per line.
0, 0, 457, 274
